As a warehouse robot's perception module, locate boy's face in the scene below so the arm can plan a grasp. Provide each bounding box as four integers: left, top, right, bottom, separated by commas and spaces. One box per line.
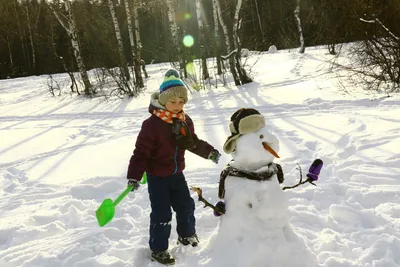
165, 97, 185, 114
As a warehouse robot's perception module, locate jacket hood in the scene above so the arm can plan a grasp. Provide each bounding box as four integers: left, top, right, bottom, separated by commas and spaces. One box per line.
149, 92, 165, 114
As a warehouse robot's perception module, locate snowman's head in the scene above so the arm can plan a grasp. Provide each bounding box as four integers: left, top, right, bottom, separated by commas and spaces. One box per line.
223, 108, 280, 170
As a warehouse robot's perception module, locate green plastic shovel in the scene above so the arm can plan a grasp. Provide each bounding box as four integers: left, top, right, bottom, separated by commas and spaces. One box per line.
96, 173, 147, 227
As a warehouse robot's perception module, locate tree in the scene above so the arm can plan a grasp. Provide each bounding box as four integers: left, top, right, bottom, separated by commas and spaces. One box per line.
0, 1, 15, 77
215, 0, 240, 85
212, 0, 222, 75
352, 17, 400, 93
294, 0, 305, 53
13, 0, 31, 70
25, 0, 41, 71
166, 0, 185, 74
195, 0, 209, 80
107, 0, 130, 83
132, 0, 145, 83
232, 0, 252, 84
45, 0, 93, 95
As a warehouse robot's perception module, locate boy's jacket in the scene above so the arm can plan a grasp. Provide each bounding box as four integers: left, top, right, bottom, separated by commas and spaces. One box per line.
127, 93, 214, 181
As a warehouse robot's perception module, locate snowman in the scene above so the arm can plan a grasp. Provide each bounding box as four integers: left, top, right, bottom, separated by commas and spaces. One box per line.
204, 108, 319, 267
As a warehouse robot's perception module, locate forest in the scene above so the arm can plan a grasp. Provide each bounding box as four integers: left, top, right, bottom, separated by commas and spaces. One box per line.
1, 0, 399, 93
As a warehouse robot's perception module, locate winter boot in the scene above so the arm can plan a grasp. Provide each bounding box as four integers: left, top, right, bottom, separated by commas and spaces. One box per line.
177, 234, 199, 247
151, 250, 176, 265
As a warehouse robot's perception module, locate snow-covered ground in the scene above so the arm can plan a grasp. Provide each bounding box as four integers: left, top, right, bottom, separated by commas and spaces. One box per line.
1, 47, 399, 267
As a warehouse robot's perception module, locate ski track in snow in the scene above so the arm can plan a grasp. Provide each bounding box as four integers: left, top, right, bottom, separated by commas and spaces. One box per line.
1, 50, 400, 266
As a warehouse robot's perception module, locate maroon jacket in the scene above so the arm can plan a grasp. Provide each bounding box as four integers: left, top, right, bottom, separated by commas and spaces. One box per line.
127, 103, 214, 181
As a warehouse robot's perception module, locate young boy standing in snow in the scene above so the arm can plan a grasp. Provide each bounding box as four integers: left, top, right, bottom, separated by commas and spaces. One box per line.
126, 70, 221, 265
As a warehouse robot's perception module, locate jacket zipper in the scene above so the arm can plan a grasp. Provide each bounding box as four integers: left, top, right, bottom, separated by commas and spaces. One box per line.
173, 146, 178, 175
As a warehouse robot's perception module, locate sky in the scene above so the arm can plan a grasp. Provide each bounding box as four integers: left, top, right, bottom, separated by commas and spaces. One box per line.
0, 46, 399, 267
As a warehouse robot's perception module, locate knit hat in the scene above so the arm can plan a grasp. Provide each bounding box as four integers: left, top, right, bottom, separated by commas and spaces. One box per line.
223, 108, 266, 154
158, 74, 188, 106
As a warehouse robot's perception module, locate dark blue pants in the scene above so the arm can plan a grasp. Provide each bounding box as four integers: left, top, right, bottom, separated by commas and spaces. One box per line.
147, 172, 196, 251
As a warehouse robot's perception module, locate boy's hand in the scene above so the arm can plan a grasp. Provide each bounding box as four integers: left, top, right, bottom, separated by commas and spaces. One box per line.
128, 179, 140, 191
208, 149, 221, 164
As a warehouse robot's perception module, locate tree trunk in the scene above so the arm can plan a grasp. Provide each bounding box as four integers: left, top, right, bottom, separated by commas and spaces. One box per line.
46, 0, 93, 95
294, 0, 305, 53
254, 0, 265, 46
166, 0, 185, 74
328, 44, 336, 55
26, 2, 36, 70
132, 0, 144, 86
215, 0, 240, 85
134, 1, 147, 79
6, 33, 14, 71
195, 0, 209, 80
232, 0, 252, 85
66, 1, 92, 95
124, 0, 136, 73
13, 0, 30, 70
108, 0, 131, 83
212, 0, 222, 75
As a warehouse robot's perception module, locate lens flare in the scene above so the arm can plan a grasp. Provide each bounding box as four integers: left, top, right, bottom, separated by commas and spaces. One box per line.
186, 62, 196, 75
185, 13, 192, 20
183, 35, 194, 47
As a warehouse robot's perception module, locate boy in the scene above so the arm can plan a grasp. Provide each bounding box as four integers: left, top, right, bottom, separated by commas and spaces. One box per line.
127, 70, 221, 265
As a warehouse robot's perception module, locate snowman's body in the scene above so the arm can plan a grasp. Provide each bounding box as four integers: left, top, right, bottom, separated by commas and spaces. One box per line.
208, 124, 318, 267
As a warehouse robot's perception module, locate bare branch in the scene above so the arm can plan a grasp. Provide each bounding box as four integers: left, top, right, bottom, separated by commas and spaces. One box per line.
360, 18, 399, 41
190, 186, 225, 215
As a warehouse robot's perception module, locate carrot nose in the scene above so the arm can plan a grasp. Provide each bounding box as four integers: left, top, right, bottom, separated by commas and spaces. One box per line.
262, 142, 280, 158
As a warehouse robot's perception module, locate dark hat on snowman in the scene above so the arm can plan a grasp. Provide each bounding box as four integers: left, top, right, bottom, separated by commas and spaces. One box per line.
223, 108, 266, 154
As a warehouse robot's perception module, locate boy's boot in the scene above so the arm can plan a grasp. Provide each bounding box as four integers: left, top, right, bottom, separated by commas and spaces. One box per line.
151, 250, 175, 265
177, 234, 199, 247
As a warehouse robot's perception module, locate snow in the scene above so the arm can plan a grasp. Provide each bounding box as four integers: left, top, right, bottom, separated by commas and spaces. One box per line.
1, 47, 400, 267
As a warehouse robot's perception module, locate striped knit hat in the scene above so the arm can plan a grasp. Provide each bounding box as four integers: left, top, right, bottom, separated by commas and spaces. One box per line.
158, 71, 188, 105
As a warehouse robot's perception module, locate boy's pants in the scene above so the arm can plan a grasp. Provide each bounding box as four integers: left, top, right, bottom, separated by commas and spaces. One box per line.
147, 172, 196, 251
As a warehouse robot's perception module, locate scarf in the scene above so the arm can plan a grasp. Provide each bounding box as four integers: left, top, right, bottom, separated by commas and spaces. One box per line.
153, 109, 185, 123
218, 162, 284, 199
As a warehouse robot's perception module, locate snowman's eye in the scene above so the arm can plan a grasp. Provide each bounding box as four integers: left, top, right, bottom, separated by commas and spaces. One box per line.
259, 135, 264, 139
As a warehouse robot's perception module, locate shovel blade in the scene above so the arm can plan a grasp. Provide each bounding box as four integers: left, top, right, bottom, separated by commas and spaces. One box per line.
96, 198, 115, 227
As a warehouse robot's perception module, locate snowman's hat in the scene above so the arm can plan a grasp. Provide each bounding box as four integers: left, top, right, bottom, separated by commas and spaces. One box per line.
223, 108, 266, 154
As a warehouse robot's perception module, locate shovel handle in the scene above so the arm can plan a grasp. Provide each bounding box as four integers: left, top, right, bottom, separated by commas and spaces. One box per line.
114, 173, 147, 206
114, 185, 134, 206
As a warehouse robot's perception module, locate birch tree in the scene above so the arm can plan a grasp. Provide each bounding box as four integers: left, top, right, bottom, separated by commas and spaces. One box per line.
195, 0, 209, 80
107, 0, 131, 83
232, 0, 252, 84
25, 0, 41, 71
215, 0, 240, 85
124, 0, 143, 87
13, 0, 31, 69
45, 0, 93, 95
294, 0, 305, 53
125, 0, 144, 88
0, 1, 14, 75
212, 0, 222, 75
134, 0, 148, 78
3, 33, 14, 76
166, 0, 184, 73
254, 0, 264, 45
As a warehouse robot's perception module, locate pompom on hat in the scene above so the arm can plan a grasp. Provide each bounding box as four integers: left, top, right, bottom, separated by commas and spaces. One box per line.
158, 69, 188, 106
223, 108, 266, 154
164, 68, 180, 78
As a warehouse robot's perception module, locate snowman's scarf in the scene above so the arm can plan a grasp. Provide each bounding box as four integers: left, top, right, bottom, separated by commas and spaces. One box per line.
218, 162, 284, 199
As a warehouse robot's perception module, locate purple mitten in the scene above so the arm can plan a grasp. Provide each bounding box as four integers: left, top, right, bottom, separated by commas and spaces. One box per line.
306, 159, 323, 181
214, 201, 226, 216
